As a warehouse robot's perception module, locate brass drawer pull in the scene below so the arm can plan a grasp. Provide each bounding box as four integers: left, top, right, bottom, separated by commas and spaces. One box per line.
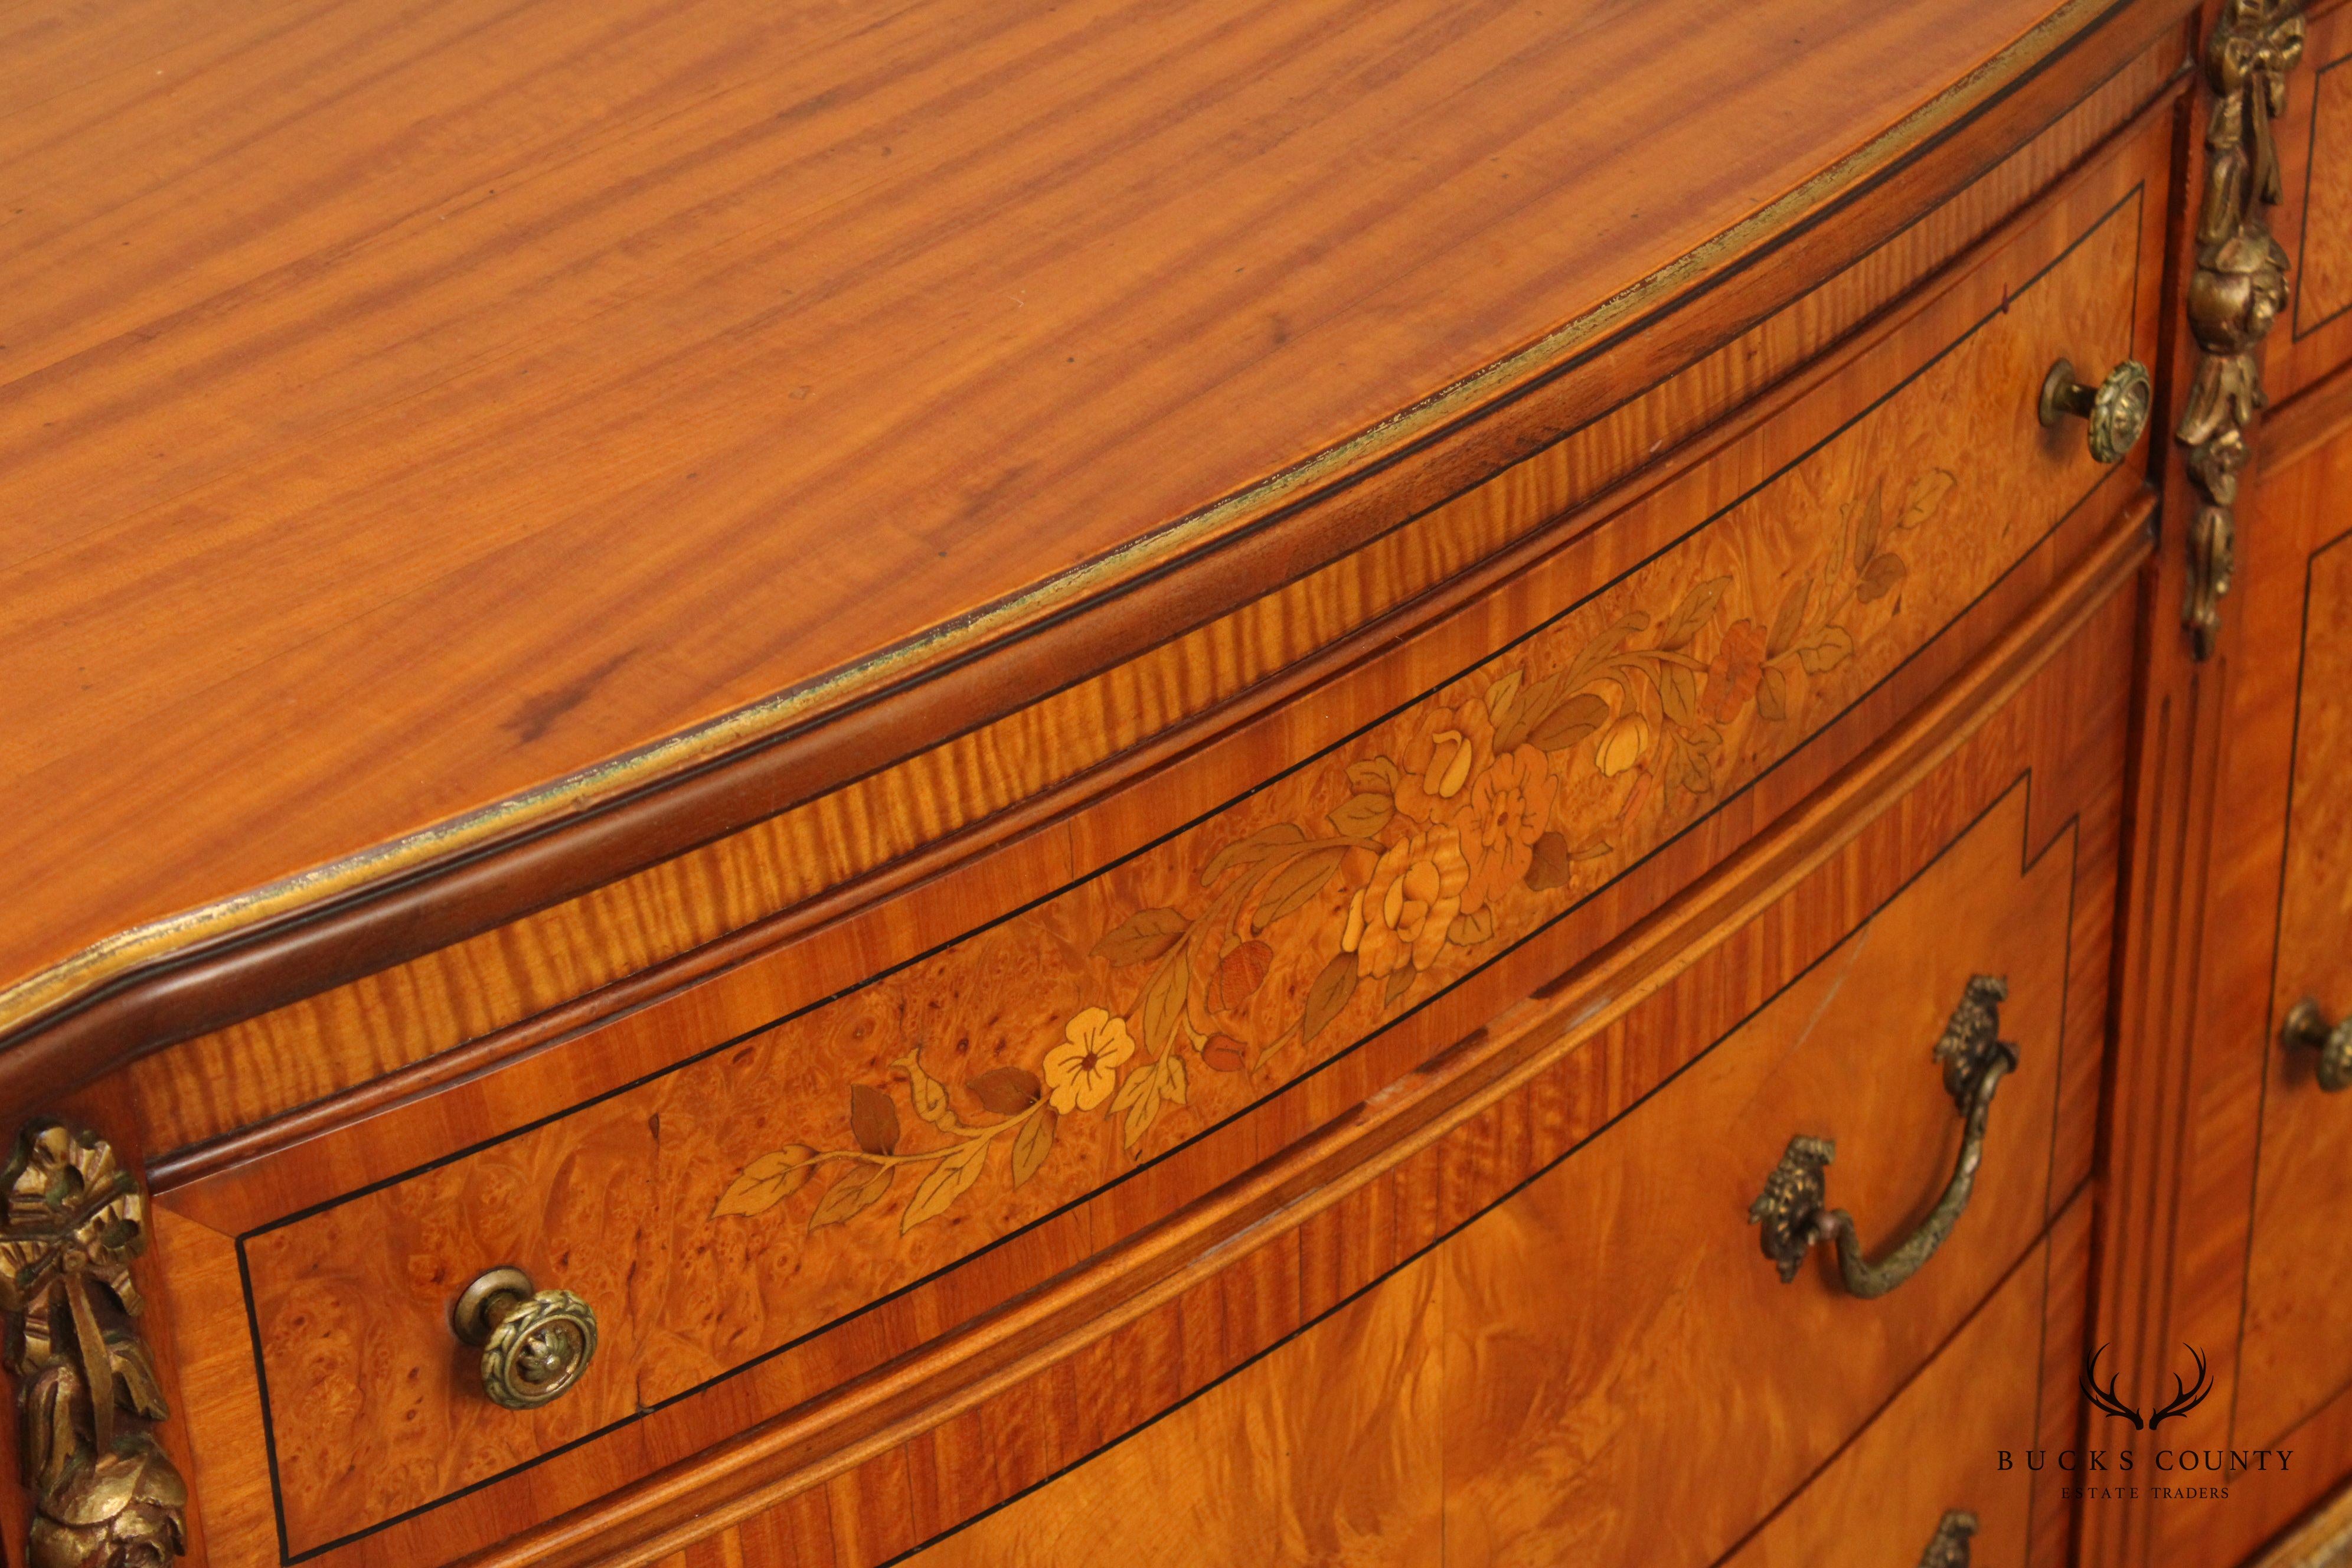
2283, 999, 2352, 1092
1919, 1509, 1978, 1566
1750, 976, 2017, 1299
452, 1266, 598, 1410
2040, 357, 2153, 463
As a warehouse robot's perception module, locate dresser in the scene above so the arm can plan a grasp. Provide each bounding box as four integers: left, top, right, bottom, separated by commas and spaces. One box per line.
2, 1, 2346, 1564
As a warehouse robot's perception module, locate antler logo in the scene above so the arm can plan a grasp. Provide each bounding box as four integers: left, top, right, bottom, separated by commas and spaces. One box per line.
2080, 1343, 2213, 1430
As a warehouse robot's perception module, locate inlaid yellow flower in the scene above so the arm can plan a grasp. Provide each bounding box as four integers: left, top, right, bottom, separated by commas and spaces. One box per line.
1394, 701, 1495, 821
1456, 745, 1559, 914
1042, 1007, 1136, 1113
1594, 713, 1651, 777
1342, 824, 1471, 978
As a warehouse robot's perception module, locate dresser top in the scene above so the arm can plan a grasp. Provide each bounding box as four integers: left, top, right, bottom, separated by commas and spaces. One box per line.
2, 0, 2093, 1038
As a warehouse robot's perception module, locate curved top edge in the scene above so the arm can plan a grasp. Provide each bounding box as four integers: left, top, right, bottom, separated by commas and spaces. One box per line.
0, 0, 2125, 1061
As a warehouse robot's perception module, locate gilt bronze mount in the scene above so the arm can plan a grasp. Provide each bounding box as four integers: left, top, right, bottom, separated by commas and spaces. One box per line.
0, 1120, 186, 1567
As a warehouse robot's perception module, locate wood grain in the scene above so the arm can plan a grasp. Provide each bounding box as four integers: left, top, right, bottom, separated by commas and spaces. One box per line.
0, 0, 2195, 1086
886, 1256, 1446, 1568
884, 1118, 2098, 1568
123, 47, 2190, 1175
165, 168, 2147, 1554
2095, 362, 2352, 1568
1433, 782, 2075, 1568
2273, 0, 2352, 403
2239, 514, 2352, 1455
1722, 1198, 2093, 1568
144, 524, 2144, 1568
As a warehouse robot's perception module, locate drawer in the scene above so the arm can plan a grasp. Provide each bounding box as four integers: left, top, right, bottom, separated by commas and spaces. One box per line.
2268, 0, 2352, 406
1435, 763, 2083, 1567
141, 115, 2164, 1567
1720, 1195, 2090, 1568
2160, 369, 2352, 1568
810, 579, 2132, 1568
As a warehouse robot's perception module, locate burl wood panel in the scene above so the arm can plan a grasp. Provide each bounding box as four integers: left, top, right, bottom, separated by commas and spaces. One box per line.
205, 184, 2143, 1557
888, 1130, 2093, 1568
145, 532, 2140, 1568
128, 60, 2187, 1172
2270, 1, 2352, 403
1722, 1199, 2092, 1568
1435, 780, 2076, 1568
2128, 384, 2352, 1568
0, 0, 2134, 1015
889, 1256, 1446, 1568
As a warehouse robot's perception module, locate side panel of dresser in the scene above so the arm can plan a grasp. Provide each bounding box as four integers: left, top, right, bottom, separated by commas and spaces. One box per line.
2133, 378, 2352, 1568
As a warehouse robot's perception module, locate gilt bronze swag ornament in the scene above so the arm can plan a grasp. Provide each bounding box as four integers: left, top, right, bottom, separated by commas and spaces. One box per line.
0, 1121, 185, 1567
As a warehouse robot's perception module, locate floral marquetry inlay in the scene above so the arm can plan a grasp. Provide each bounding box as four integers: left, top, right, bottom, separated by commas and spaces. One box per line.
718, 470, 1955, 1235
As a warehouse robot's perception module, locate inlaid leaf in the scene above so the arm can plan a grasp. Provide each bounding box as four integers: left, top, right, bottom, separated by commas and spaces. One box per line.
1681, 748, 1713, 793
1563, 615, 1650, 691
1659, 576, 1733, 651
899, 1053, 958, 1133
1797, 626, 1856, 674
713, 1145, 818, 1218
1139, 948, 1191, 1054
1570, 839, 1613, 861
1301, 952, 1359, 1043
1092, 907, 1188, 966
1201, 823, 1308, 886
1528, 692, 1611, 752
1347, 756, 1401, 793
1900, 468, 1956, 530
1659, 662, 1699, 726
967, 1067, 1043, 1115
809, 1163, 894, 1231
1253, 846, 1346, 930
1010, 1107, 1057, 1187
1327, 791, 1395, 838
1850, 482, 1884, 566
1448, 907, 1495, 946
1159, 1050, 1189, 1108
1855, 551, 1907, 603
1525, 831, 1572, 891
1115, 1066, 1162, 1151
1483, 668, 1525, 732
901, 1137, 990, 1233
1492, 673, 1562, 751
849, 1083, 901, 1156
1766, 575, 1811, 659
1383, 967, 1415, 1007
1756, 665, 1791, 721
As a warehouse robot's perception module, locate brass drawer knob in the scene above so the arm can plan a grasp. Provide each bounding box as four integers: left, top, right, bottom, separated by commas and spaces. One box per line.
2283, 999, 2352, 1092
1750, 976, 2017, 1299
2040, 357, 2153, 463
1919, 1509, 1978, 1567
452, 1266, 597, 1410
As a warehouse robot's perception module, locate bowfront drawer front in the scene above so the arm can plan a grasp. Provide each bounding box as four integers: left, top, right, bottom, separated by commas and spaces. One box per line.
1437, 773, 2083, 1567
1721, 1197, 2093, 1568
143, 119, 2164, 1567
842, 580, 2135, 1568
